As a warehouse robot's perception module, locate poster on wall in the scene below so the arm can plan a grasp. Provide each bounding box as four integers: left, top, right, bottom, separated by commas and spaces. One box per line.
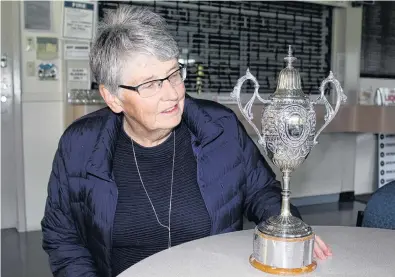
36, 37, 58, 60
378, 134, 395, 188
63, 1, 94, 40
377, 88, 395, 188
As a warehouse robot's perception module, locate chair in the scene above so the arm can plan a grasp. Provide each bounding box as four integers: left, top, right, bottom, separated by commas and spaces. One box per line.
356, 210, 364, 227
359, 181, 395, 230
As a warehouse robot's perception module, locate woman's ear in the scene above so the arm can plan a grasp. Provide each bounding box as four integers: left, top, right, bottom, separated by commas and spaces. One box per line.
99, 85, 124, 113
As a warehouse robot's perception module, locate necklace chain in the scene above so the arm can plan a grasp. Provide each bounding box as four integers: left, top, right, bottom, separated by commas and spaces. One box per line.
131, 131, 175, 249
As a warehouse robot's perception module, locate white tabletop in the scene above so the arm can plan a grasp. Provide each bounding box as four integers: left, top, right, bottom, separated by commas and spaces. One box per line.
118, 226, 395, 277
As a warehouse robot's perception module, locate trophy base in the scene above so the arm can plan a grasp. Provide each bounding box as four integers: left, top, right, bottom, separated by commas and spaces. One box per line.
250, 215, 316, 275
249, 255, 317, 275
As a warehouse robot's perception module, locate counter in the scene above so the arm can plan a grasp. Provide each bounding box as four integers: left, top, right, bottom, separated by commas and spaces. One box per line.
64, 99, 395, 135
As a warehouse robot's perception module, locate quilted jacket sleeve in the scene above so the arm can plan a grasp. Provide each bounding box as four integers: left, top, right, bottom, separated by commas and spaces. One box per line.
41, 144, 98, 277
237, 118, 302, 224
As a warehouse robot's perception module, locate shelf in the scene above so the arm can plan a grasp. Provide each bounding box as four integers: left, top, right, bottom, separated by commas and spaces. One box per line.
64, 100, 395, 134
225, 104, 395, 135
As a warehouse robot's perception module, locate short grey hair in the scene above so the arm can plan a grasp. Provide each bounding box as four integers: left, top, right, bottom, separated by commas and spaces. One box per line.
89, 5, 180, 94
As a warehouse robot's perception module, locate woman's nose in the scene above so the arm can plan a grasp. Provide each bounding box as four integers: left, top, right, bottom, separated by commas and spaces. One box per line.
161, 79, 179, 100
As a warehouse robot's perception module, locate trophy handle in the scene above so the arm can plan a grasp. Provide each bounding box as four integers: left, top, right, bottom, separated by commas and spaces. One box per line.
230, 68, 272, 147
312, 71, 347, 145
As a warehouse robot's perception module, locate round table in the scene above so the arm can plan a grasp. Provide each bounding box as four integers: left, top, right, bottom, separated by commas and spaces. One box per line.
118, 226, 395, 277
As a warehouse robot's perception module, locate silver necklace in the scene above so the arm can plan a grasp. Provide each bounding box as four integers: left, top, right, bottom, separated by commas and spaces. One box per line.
131, 131, 175, 249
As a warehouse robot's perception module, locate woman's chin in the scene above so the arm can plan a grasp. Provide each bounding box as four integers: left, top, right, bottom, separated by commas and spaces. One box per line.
159, 114, 183, 130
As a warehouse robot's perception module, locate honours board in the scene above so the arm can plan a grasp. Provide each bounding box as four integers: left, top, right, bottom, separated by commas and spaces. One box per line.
98, 1, 333, 95
360, 1, 395, 79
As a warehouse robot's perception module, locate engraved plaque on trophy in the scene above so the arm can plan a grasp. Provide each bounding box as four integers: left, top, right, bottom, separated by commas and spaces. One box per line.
231, 45, 346, 275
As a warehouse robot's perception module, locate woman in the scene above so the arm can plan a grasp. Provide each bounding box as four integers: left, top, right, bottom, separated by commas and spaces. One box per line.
41, 6, 331, 277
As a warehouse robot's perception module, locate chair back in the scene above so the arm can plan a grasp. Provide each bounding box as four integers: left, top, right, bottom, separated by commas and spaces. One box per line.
362, 181, 395, 229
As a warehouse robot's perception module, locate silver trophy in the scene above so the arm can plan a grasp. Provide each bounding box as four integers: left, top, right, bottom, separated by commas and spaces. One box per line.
231, 45, 346, 275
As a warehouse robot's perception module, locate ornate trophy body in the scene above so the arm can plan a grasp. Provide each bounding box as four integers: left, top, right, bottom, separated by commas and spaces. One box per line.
230, 46, 346, 275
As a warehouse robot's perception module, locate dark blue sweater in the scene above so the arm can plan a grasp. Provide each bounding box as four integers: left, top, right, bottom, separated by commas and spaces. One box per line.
41, 95, 301, 277
111, 121, 211, 276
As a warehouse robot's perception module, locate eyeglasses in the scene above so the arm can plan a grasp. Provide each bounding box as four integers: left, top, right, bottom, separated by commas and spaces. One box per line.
119, 64, 187, 98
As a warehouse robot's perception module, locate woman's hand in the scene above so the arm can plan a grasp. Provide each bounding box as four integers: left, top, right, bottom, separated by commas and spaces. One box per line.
313, 235, 332, 260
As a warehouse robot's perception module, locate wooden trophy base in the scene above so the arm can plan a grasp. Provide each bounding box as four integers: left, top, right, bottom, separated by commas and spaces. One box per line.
249, 255, 317, 275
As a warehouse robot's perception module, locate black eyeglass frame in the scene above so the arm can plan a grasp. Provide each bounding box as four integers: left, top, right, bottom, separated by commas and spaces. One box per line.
118, 63, 186, 95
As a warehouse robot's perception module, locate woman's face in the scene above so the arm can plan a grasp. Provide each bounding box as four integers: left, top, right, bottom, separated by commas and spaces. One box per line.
107, 54, 186, 133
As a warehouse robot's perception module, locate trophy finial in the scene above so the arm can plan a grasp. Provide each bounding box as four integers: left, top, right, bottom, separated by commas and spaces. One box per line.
284, 45, 297, 69
274, 45, 303, 96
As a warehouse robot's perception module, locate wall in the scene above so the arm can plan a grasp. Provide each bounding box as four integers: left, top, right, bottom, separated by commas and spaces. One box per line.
360, 78, 395, 92
20, 1, 65, 231
16, 1, 393, 231
19, 1, 98, 231
251, 133, 356, 199
353, 77, 395, 195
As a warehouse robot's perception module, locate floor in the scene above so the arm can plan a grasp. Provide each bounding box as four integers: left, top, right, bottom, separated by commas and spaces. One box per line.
1, 201, 366, 277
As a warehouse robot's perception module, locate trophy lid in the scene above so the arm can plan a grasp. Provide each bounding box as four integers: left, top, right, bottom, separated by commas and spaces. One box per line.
272, 45, 306, 99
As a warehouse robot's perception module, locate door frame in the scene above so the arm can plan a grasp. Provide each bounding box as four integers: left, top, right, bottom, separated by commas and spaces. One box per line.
13, 1, 27, 233
1, 1, 27, 232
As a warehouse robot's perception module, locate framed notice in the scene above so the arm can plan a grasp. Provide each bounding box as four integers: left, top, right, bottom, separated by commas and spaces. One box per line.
68, 67, 89, 82
64, 43, 90, 60
63, 1, 94, 40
